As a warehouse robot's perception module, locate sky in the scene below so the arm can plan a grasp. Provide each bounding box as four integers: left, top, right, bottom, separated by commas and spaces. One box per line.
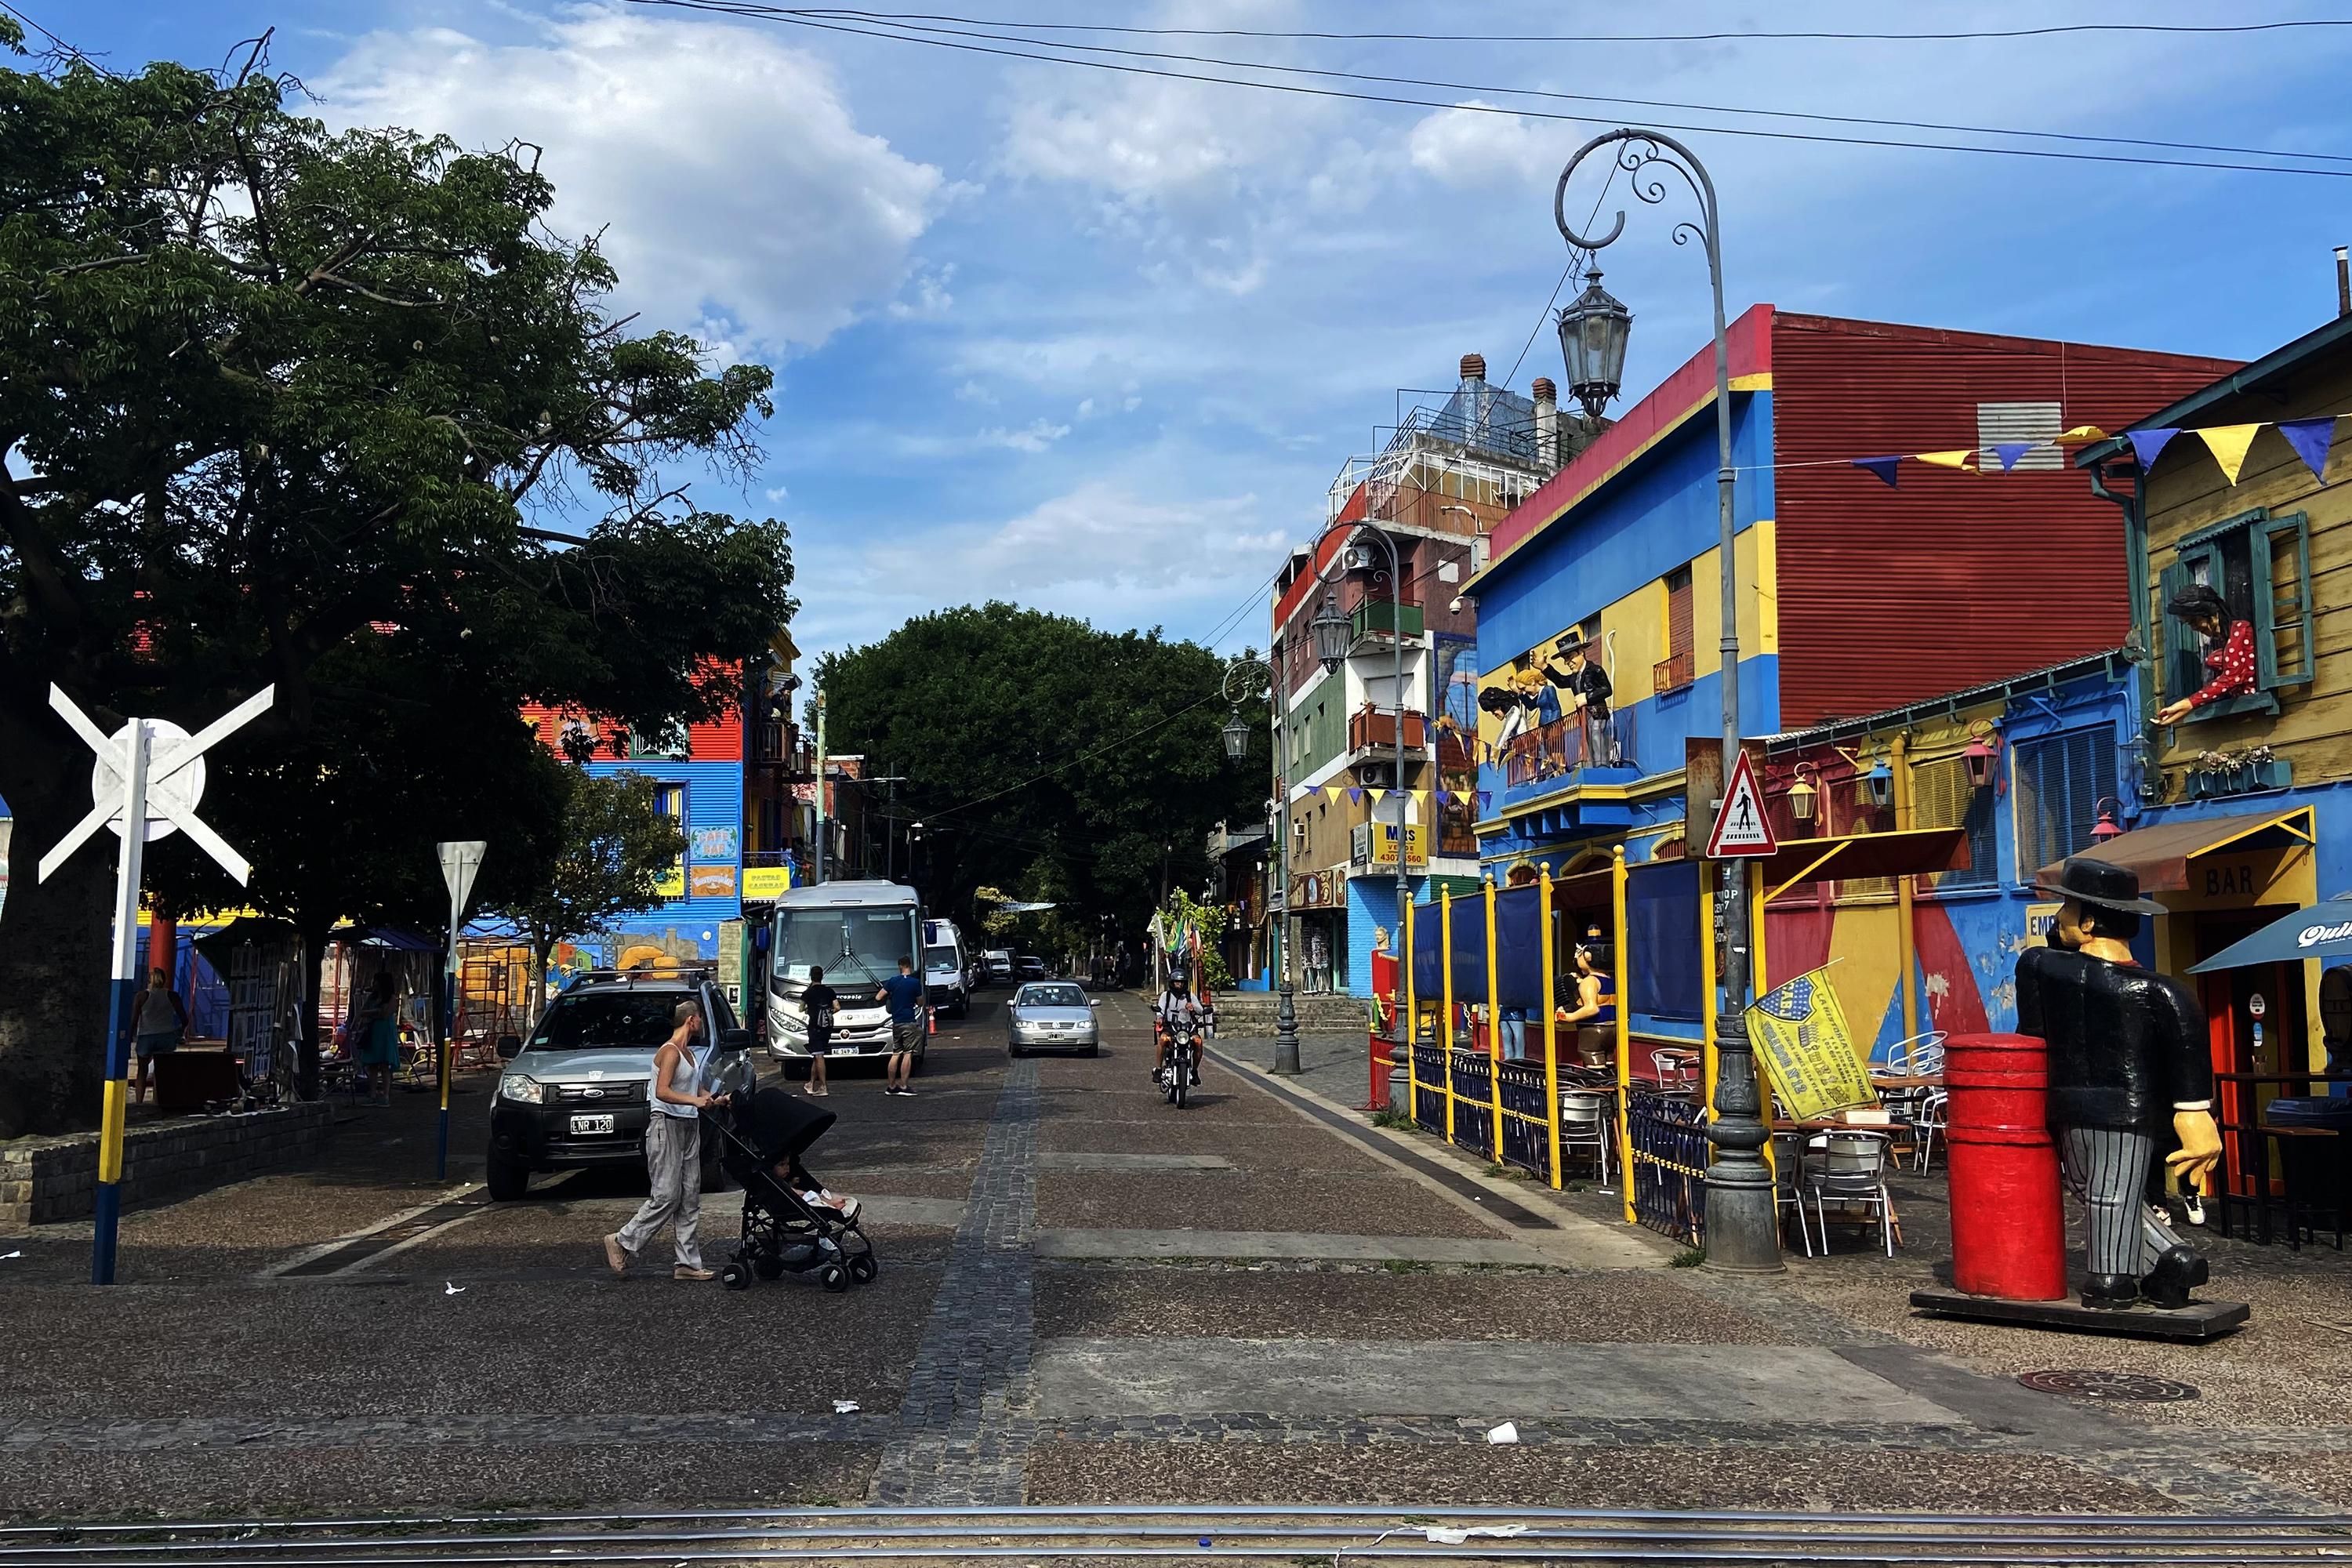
48, 0, 2352, 663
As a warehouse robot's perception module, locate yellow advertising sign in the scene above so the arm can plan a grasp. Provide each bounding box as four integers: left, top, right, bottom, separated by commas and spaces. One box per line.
655, 862, 686, 899
1746, 966, 1876, 1120
1368, 822, 1426, 866
742, 866, 792, 900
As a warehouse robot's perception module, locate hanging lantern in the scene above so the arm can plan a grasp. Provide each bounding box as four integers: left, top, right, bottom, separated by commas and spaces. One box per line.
2092, 797, 2125, 842
1311, 593, 1351, 673
1787, 766, 1819, 824
1962, 725, 1999, 789
1556, 268, 1632, 423
1221, 713, 1249, 760
1862, 755, 1895, 808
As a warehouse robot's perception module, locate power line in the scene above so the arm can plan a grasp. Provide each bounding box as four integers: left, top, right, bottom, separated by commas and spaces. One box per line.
774, 7, 2352, 169
630, 2, 2352, 180
0, 2, 110, 72
916, 691, 1220, 823
781, 11, 2352, 45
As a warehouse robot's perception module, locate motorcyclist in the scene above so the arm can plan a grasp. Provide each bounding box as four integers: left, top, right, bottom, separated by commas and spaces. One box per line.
1152, 970, 1206, 1087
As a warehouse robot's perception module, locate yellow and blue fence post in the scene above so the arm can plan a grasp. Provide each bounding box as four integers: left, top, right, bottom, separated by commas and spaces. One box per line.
92, 718, 152, 1286
1440, 887, 1455, 1146
1540, 867, 1562, 1189
1485, 874, 1504, 1160
1403, 895, 1418, 1123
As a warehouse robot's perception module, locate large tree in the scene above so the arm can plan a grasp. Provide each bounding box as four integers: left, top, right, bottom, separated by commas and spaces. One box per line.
495, 768, 688, 1027
0, 34, 794, 1133
816, 604, 1264, 939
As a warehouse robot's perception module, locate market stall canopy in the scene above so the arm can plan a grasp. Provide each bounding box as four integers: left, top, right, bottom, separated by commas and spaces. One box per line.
190, 915, 297, 973
2035, 805, 2314, 895
330, 924, 439, 952
2188, 896, 2352, 973
1752, 826, 1969, 901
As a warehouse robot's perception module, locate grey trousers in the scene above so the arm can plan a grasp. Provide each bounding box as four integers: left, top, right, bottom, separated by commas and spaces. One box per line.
617, 1114, 703, 1269
2058, 1125, 2183, 1279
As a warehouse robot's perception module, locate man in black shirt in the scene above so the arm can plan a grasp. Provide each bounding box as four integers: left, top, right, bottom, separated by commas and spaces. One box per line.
2016, 858, 2223, 1309
1543, 637, 1616, 766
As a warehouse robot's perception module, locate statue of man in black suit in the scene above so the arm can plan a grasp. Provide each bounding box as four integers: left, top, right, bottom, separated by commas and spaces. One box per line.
2016, 857, 2223, 1310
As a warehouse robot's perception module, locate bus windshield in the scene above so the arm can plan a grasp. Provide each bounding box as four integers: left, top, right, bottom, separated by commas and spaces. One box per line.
773, 906, 917, 989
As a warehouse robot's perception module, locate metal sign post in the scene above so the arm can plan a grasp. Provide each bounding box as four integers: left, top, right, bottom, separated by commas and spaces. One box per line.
435, 841, 487, 1181
38, 684, 272, 1285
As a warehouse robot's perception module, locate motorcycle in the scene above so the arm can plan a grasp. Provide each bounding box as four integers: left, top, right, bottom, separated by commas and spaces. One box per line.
1160, 1018, 1201, 1110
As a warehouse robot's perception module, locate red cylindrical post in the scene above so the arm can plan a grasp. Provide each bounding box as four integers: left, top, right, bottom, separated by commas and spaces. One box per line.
1944, 1032, 2067, 1301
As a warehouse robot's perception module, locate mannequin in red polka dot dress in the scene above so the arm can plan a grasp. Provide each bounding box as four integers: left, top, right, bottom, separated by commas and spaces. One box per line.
2157, 583, 2256, 725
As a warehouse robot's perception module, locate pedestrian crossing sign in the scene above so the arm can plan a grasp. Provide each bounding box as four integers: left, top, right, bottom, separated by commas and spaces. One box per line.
1703, 749, 1777, 858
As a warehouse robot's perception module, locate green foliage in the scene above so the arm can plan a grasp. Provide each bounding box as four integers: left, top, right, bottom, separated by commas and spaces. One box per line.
0, 40, 793, 1129
1669, 1246, 1708, 1269
817, 603, 1264, 935
495, 769, 688, 1007
1160, 886, 1231, 988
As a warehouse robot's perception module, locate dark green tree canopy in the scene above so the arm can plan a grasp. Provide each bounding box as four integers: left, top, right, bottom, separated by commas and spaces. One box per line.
0, 36, 793, 1132
816, 603, 1264, 934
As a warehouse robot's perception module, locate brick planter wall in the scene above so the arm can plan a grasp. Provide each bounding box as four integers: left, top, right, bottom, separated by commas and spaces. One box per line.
1214, 993, 1371, 1033
0, 1102, 334, 1227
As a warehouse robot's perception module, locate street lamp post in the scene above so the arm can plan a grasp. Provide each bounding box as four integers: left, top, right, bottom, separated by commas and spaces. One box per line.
1555, 128, 1781, 1273
1222, 652, 1301, 1074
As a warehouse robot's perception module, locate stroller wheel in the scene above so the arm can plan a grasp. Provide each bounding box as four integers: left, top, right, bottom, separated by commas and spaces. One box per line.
820, 1264, 850, 1293
754, 1254, 786, 1281
720, 1263, 752, 1291
848, 1253, 878, 1283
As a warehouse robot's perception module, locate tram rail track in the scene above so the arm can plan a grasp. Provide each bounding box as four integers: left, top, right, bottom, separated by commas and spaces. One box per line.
3, 1504, 2350, 1566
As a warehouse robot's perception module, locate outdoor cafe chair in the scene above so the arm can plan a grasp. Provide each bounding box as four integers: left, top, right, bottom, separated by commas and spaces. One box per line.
1558, 1088, 1615, 1185
1873, 1029, 1947, 1079
1802, 1131, 1897, 1258
1773, 1131, 1816, 1257
1909, 1088, 1949, 1173
1650, 1048, 1701, 1094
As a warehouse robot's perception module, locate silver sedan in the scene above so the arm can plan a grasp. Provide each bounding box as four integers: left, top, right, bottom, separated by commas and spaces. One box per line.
1007, 981, 1099, 1057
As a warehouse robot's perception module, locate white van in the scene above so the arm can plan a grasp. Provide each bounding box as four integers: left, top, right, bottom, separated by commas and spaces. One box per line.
924, 919, 971, 1018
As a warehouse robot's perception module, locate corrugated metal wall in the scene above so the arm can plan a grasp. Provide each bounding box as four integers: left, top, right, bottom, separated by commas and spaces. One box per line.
1771, 315, 2235, 728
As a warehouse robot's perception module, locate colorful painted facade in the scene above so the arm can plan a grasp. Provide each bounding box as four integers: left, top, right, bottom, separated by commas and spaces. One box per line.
1464, 305, 2240, 1058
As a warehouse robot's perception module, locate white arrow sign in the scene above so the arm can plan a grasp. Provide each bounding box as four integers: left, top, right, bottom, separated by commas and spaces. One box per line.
438, 840, 487, 920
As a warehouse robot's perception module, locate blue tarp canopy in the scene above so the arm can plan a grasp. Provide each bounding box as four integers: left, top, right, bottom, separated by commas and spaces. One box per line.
2189, 898, 2352, 973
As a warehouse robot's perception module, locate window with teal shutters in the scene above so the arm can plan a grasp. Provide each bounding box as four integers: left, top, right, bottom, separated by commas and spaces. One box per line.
2153, 506, 2310, 722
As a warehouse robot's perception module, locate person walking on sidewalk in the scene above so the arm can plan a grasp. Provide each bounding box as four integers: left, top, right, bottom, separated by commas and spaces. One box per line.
604, 1002, 723, 1281
801, 966, 839, 1097
130, 967, 187, 1105
877, 957, 926, 1097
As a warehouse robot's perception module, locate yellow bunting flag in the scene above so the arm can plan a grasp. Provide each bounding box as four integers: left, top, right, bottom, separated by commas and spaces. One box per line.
2198, 423, 2263, 485
1915, 449, 1979, 472
2056, 425, 2109, 443
1368, 789, 1387, 804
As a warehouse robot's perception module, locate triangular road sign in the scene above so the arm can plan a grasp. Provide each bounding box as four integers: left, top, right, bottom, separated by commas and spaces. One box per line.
1704, 750, 1779, 858
438, 840, 488, 919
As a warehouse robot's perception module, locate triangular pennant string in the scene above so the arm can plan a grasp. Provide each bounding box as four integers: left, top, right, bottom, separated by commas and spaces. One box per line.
2198, 423, 2261, 485
1992, 441, 2036, 472
2057, 424, 2110, 443
2128, 427, 2180, 470
1853, 456, 1901, 488
1915, 449, 1978, 472
1345, 787, 1363, 805
2277, 417, 2337, 483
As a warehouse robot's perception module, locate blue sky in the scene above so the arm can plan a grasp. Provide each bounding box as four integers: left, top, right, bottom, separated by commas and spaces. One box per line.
55, 1, 2352, 661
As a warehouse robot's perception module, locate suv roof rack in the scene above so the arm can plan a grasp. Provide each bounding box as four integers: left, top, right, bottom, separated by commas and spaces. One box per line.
568, 964, 717, 985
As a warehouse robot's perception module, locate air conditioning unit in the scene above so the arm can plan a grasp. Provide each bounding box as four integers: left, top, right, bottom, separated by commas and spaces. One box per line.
1291, 816, 1310, 841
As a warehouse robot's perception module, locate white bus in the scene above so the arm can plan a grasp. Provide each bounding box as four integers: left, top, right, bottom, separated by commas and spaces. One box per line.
767, 880, 924, 1067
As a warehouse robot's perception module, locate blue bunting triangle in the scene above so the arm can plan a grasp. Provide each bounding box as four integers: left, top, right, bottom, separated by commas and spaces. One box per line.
1853, 455, 1901, 488
2128, 427, 2181, 470
1346, 787, 1363, 805
2278, 417, 2337, 483
1993, 441, 2036, 472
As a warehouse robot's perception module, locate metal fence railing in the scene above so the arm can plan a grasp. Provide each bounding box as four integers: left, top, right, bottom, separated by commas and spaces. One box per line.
1628, 1090, 1709, 1246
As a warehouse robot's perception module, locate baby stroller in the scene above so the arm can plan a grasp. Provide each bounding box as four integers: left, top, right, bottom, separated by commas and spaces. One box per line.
710, 1086, 879, 1293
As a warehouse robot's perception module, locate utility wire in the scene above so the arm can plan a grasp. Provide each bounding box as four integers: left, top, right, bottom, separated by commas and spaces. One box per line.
781, 11, 2352, 45
1505, 158, 1618, 387
630, 2, 2352, 180
0, 2, 110, 72
915, 691, 1219, 823
768, 6, 2352, 168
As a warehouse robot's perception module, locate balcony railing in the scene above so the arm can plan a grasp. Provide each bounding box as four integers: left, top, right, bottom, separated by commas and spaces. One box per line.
1348, 709, 1428, 753
1351, 600, 1425, 644
1653, 650, 1694, 696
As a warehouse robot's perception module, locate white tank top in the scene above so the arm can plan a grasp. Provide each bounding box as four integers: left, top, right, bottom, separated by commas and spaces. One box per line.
651, 1042, 704, 1120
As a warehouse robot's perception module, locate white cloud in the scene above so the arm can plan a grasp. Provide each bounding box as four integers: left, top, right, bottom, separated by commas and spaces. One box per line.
1406, 103, 1552, 189
953, 379, 998, 405
868, 481, 1283, 601
1074, 397, 1096, 419
977, 419, 1073, 453
889, 262, 957, 319
318, 7, 942, 354
764, 485, 790, 503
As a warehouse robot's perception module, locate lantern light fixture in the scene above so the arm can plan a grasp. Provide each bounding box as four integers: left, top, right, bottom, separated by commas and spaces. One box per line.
1962, 721, 2000, 790
2091, 796, 2125, 842
1786, 762, 1821, 824
1862, 753, 1896, 809
1311, 593, 1351, 673
1557, 267, 1633, 423
1221, 712, 1249, 761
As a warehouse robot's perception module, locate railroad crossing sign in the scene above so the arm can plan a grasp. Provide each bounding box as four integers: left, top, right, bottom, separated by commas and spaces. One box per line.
39, 684, 275, 886
38, 682, 271, 1287
1704, 748, 1779, 859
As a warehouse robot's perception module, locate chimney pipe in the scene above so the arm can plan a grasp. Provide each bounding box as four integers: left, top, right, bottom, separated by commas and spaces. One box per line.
2338, 245, 2350, 318
1459, 352, 1487, 383
1531, 376, 1559, 474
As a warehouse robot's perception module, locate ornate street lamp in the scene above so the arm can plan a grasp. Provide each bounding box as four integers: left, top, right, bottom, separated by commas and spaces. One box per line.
1311, 594, 1352, 673
1962, 721, 2000, 790
1558, 127, 1780, 1274
2092, 797, 2125, 843
1786, 763, 1820, 825
1862, 755, 1896, 810
1557, 267, 1633, 422
1221, 713, 1250, 761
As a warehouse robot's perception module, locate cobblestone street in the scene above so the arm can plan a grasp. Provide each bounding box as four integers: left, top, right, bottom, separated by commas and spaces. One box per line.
7, 991, 2352, 1530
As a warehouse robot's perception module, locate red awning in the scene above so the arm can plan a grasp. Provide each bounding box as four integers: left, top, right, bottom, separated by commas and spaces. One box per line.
1751, 826, 1971, 893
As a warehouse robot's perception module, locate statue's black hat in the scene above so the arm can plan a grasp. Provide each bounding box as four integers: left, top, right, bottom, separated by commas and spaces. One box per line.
2034, 855, 2166, 916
